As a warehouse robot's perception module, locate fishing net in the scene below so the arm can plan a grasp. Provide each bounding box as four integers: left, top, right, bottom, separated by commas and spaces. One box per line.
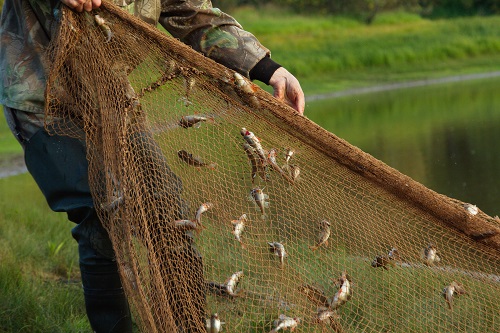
44, 2, 500, 332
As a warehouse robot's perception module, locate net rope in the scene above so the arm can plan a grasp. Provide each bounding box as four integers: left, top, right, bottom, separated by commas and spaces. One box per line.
44, 2, 500, 332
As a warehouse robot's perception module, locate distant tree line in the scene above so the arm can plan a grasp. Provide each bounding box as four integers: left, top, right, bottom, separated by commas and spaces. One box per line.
213, 0, 500, 21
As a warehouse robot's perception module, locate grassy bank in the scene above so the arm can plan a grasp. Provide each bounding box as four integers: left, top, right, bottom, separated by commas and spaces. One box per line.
0, 173, 91, 332
231, 6, 500, 95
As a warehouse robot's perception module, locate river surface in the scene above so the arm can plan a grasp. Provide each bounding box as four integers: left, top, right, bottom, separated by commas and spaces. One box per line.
1, 75, 499, 218
306, 76, 500, 217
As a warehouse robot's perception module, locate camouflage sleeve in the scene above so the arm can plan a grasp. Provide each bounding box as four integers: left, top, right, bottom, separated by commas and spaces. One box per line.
158, 0, 270, 78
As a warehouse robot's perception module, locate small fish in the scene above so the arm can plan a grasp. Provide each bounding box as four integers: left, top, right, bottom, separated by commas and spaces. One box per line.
122, 263, 138, 291
464, 203, 479, 216
242, 143, 267, 182
288, 165, 300, 182
234, 72, 256, 94
284, 148, 295, 164
173, 219, 200, 232
195, 202, 213, 226
268, 242, 287, 268
310, 219, 331, 251
316, 308, 344, 332
206, 313, 225, 333
177, 150, 217, 169
179, 76, 196, 106
241, 128, 267, 163
234, 72, 260, 107
250, 187, 269, 218
297, 284, 330, 308
371, 255, 393, 270
269, 314, 300, 333
206, 281, 229, 296
442, 281, 466, 311
421, 243, 440, 266
225, 270, 244, 297
94, 14, 113, 43
178, 115, 213, 129
267, 149, 294, 184
330, 271, 352, 310
100, 195, 123, 212
387, 247, 400, 261
316, 307, 339, 323
452, 281, 467, 296
231, 214, 247, 248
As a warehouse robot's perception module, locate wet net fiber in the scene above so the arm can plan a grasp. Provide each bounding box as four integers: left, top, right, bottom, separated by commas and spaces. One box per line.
44, 2, 500, 332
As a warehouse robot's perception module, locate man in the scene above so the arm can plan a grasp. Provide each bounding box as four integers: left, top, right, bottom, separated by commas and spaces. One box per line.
0, 0, 305, 331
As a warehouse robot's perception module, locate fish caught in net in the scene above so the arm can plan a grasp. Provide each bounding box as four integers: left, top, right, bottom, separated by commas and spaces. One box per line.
44, 2, 500, 332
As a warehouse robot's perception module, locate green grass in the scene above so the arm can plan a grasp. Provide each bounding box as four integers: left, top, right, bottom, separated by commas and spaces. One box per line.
0, 173, 91, 332
0, 105, 23, 156
230, 7, 500, 95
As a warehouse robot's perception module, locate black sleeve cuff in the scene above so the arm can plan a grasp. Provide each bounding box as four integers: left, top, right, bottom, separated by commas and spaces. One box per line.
249, 56, 282, 85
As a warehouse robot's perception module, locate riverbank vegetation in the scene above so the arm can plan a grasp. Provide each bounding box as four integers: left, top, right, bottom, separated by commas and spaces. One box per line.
230, 6, 500, 95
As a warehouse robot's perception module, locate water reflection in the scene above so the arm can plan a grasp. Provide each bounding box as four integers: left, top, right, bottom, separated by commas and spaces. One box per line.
306, 76, 500, 217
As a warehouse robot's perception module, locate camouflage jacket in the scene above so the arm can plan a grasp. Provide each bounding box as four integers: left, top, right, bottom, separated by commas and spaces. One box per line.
0, 0, 272, 114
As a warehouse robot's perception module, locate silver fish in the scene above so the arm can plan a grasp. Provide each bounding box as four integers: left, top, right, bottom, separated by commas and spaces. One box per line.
250, 187, 269, 218
464, 203, 478, 216
173, 219, 200, 232
269, 314, 300, 333
179, 115, 213, 128
242, 143, 267, 182
371, 255, 393, 270
421, 243, 440, 266
231, 214, 247, 249
177, 150, 217, 169
94, 15, 113, 43
310, 219, 331, 251
241, 128, 267, 163
316, 308, 344, 332
388, 247, 400, 261
234, 72, 260, 107
195, 202, 214, 226
268, 241, 287, 268
442, 281, 467, 310
297, 284, 330, 308
225, 270, 244, 297
206, 313, 225, 333
284, 148, 295, 164
316, 307, 339, 323
288, 164, 300, 182
267, 148, 294, 184
330, 271, 352, 309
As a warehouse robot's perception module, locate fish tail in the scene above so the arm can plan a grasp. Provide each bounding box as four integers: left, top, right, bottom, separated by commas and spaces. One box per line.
310, 245, 318, 251
208, 163, 218, 169
240, 241, 247, 249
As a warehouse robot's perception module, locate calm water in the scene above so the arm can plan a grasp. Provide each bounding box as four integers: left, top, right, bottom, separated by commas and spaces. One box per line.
306, 76, 500, 217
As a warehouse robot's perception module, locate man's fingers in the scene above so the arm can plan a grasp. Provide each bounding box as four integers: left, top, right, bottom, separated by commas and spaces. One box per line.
293, 91, 305, 115
83, 0, 93, 12
273, 84, 285, 101
61, 0, 100, 12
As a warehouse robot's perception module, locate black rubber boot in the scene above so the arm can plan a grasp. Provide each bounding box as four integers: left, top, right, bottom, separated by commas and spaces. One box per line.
81, 264, 133, 333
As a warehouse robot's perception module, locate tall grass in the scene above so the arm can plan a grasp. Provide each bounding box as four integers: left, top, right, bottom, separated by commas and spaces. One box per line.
0, 174, 90, 332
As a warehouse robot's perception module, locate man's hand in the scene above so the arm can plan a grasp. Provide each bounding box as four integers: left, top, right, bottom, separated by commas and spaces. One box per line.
61, 0, 102, 12
269, 67, 305, 115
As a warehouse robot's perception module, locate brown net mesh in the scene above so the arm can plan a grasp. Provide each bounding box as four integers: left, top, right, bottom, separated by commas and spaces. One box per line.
44, 3, 500, 332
